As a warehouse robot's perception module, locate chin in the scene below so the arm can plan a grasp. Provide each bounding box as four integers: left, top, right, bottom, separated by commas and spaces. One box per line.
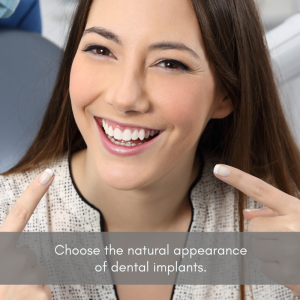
98, 167, 149, 191
105, 178, 146, 191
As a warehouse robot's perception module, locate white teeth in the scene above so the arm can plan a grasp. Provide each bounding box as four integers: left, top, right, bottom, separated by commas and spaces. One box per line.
122, 129, 132, 141
102, 120, 109, 133
107, 133, 144, 147
131, 129, 139, 141
114, 128, 123, 140
102, 121, 107, 134
108, 126, 114, 137
139, 129, 145, 140
102, 119, 159, 143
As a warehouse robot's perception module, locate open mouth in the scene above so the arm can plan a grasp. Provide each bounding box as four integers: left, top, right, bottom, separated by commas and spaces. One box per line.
101, 118, 161, 147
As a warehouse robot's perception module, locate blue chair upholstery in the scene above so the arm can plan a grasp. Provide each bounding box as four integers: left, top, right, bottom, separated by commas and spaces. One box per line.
0, 29, 62, 173
0, 0, 42, 34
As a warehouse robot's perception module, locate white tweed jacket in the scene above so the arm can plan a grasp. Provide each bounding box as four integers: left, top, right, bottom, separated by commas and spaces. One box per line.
0, 153, 296, 300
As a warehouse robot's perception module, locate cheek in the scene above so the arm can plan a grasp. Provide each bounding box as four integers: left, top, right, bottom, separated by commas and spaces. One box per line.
69, 55, 103, 108
151, 75, 215, 131
69, 55, 103, 140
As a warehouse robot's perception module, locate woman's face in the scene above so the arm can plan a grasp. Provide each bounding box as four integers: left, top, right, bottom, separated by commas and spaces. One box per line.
69, 0, 232, 190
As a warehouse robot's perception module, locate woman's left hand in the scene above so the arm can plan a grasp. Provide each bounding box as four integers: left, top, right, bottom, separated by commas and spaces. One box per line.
213, 164, 300, 296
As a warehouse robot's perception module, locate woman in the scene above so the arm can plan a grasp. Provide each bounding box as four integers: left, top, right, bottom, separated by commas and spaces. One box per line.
1, 0, 300, 299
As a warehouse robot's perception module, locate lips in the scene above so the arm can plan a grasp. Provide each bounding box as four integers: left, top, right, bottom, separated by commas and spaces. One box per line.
95, 116, 163, 156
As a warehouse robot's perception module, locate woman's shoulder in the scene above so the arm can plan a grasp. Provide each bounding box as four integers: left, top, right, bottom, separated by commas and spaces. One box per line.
195, 154, 231, 197
190, 154, 265, 231
194, 154, 265, 209
0, 153, 69, 206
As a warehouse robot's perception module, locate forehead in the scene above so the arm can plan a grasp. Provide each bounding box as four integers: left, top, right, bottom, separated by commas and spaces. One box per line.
86, 0, 204, 52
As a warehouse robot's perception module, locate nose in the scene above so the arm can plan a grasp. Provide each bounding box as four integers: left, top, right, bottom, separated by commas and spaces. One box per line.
105, 65, 150, 114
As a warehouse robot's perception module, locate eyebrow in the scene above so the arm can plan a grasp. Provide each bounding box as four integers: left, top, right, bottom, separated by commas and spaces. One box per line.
83, 26, 200, 60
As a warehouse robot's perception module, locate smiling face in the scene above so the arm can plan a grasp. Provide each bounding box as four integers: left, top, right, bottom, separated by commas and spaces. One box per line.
69, 0, 233, 190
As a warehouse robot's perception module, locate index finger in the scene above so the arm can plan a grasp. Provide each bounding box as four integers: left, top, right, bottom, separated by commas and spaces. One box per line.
0, 169, 54, 232
213, 164, 299, 216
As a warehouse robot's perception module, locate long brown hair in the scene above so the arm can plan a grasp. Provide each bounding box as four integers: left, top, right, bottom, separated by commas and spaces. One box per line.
2, 1, 300, 298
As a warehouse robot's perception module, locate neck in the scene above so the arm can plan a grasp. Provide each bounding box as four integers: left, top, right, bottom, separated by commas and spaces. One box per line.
70, 149, 201, 232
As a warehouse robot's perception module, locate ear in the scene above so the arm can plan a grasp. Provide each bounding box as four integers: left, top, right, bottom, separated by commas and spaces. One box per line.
210, 95, 234, 119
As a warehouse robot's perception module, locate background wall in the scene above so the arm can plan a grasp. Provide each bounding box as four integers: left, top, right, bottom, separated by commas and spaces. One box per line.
257, 0, 300, 31
39, 0, 300, 148
256, 0, 300, 148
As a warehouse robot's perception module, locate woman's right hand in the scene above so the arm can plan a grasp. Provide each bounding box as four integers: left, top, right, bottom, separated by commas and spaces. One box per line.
0, 169, 55, 299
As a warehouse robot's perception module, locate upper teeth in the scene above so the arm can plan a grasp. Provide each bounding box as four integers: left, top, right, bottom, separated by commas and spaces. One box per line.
102, 119, 156, 141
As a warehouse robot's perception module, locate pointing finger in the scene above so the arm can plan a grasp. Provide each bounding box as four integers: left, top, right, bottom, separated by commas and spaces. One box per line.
0, 169, 54, 233
213, 164, 299, 216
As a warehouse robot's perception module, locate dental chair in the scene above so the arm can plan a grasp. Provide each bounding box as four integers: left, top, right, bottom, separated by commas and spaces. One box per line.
0, 29, 62, 173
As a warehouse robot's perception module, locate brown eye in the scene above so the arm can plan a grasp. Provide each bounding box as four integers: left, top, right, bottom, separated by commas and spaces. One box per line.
93, 47, 111, 56
157, 59, 190, 71
165, 61, 179, 69
82, 45, 114, 57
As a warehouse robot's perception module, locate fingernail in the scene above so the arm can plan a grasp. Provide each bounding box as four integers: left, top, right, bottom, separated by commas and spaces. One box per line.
214, 165, 230, 177
243, 209, 262, 212
39, 169, 54, 185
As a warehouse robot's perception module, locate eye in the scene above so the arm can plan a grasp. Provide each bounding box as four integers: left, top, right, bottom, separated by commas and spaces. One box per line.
156, 59, 190, 72
82, 45, 115, 57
